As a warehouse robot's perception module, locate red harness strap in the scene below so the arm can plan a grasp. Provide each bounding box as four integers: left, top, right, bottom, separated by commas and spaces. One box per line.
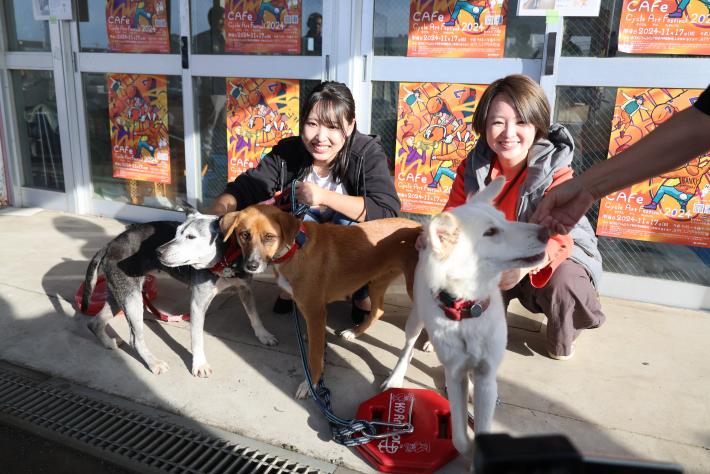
436, 290, 490, 321
209, 234, 242, 276
271, 225, 308, 264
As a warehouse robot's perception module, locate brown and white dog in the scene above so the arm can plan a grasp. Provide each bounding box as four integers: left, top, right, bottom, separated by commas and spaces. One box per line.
221, 205, 421, 398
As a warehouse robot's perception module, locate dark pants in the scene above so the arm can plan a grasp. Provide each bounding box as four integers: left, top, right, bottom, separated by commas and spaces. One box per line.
503, 259, 605, 356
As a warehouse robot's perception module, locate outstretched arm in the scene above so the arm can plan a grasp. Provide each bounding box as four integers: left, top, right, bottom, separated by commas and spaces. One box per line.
532, 94, 710, 234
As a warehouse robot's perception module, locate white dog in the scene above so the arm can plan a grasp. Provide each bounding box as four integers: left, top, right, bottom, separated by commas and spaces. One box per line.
382, 176, 549, 457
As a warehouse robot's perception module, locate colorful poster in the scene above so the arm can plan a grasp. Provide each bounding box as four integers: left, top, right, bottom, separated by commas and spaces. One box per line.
394, 82, 486, 215
518, 0, 600, 16
224, 0, 301, 54
108, 74, 171, 184
106, 0, 170, 54
618, 0, 710, 56
226, 78, 299, 182
596, 87, 710, 247
407, 0, 507, 58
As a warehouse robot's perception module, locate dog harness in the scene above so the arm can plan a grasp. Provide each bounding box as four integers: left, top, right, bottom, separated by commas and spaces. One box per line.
436, 290, 489, 321
209, 233, 243, 278
271, 225, 308, 264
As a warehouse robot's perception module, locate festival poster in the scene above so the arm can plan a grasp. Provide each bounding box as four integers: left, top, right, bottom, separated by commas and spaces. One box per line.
394, 82, 486, 214
108, 74, 171, 184
224, 0, 301, 54
407, 0, 507, 58
106, 0, 170, 54
618, 0, 710, 55
226, 78, 299, 182
596, 87, 710, 247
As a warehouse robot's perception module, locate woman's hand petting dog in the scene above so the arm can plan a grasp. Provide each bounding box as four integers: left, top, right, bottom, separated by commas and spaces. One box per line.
295, 181, 324, 207
499, 253, 550, 290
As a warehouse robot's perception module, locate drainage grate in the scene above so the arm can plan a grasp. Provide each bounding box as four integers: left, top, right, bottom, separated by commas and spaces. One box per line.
0, 369, 329, 474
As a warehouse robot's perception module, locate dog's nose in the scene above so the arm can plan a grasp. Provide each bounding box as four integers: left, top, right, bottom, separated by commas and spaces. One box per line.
245, 261, 259, 272
537, 226, 550, 243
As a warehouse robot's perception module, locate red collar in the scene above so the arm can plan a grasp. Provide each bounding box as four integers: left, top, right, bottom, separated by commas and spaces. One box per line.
210, 234, 242, 276
271, 225, 308, 264
436, 290, 489, 321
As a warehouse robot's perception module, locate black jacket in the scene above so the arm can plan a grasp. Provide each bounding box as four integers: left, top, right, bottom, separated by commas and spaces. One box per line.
224, 131, 401, 220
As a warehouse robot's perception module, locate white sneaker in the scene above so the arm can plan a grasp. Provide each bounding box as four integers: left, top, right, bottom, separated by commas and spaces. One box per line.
548, 343, 575, 361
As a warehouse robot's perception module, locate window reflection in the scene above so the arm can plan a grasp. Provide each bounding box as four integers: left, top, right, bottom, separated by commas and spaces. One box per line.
83, 73, 186, 209
373, 0, 545, 59
78, 0, 180, 53
11, 71, 64, 191
3, 0, 50, 51
190, 0, 323, 55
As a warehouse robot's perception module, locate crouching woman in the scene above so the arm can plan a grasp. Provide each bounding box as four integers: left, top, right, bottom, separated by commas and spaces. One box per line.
444, 74, 605, 360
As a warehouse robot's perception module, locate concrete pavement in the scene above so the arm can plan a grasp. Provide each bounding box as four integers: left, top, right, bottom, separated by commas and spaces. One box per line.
0, 207, 708, 473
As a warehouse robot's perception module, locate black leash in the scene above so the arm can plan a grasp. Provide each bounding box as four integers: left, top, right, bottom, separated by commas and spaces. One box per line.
291, 304, 414, 446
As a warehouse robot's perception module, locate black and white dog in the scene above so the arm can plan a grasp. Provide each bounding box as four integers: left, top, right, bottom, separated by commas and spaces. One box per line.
82, 209, 277, 377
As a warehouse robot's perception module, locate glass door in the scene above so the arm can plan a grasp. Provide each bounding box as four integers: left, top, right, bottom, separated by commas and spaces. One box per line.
68, 0, 329, 222
0, 0, 78, 212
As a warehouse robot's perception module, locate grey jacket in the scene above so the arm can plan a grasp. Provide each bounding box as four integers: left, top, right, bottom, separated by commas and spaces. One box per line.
462, 124, 603, 287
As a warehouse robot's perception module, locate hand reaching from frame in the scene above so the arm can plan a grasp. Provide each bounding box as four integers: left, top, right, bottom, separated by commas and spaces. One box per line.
530, 179, 596, 235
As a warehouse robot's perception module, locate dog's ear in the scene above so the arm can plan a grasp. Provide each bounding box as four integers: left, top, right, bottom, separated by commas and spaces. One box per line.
276, 209, 301, 244
427, 212, 460, 260
468, 176, 505, 205
220, 211, 241, 242
181, 200, 198, 216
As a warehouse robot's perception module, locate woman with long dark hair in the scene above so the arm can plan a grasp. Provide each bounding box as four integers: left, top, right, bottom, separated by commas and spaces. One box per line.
209, 81, 400, 322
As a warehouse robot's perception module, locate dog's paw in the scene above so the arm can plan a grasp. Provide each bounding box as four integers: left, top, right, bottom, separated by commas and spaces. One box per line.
192, 362, 213, 378
148, 359, 169, 375
422, 340, 434, 353
338, 329, 356, 341
256, 330, 278, 346
295, 380, 312, 399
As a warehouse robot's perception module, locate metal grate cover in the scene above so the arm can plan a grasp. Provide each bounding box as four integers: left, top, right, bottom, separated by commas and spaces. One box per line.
0, 368, 329, 474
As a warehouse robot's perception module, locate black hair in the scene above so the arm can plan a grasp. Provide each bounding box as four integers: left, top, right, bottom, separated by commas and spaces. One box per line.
299, 81, 356, 184
306, 12, 322, 33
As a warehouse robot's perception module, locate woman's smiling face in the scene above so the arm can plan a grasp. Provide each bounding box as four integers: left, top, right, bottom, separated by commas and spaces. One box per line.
485, 94, 537, 171
301, 103, 354, 166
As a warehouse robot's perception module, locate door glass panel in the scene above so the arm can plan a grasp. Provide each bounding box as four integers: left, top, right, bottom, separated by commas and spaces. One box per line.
554, 85, 710, 286
3, 0, 51, 51
373, 0, 545, 58
82, 73, 186, 209
562, 0, 703, 57
195, 78, 320, 208
11, 70, 64, 191
190, 0, 323, 55
77, 0, 180, 53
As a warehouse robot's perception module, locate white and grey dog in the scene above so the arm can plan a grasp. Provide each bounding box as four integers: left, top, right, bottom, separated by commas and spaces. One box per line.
82, 208, 277, 377
383, 177, 549, 458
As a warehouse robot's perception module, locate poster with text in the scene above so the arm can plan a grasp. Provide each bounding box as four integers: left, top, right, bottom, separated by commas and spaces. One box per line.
226, 78, 299, 182
106, 0, 170, 53
596, 87, 710, 247
407, 0, 507, 58
108, 74, 171, 184
618, 0, 710, 55
394, 82, 486, 214
517, 0, 600, 16
224, 0, 301, 54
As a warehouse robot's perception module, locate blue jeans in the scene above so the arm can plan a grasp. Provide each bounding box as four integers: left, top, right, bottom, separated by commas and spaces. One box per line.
303, 208, 369, 301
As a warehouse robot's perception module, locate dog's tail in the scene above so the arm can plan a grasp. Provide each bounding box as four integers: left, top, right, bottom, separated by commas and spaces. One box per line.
81, 244, 108, 312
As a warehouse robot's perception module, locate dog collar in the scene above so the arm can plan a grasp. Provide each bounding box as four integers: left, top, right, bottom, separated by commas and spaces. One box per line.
436, 290, 490, 321
272, 225, 308, 264
210, 233, 243, 278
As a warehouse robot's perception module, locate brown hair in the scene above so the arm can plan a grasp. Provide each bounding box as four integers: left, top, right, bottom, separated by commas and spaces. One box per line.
472, 74, 550, 144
